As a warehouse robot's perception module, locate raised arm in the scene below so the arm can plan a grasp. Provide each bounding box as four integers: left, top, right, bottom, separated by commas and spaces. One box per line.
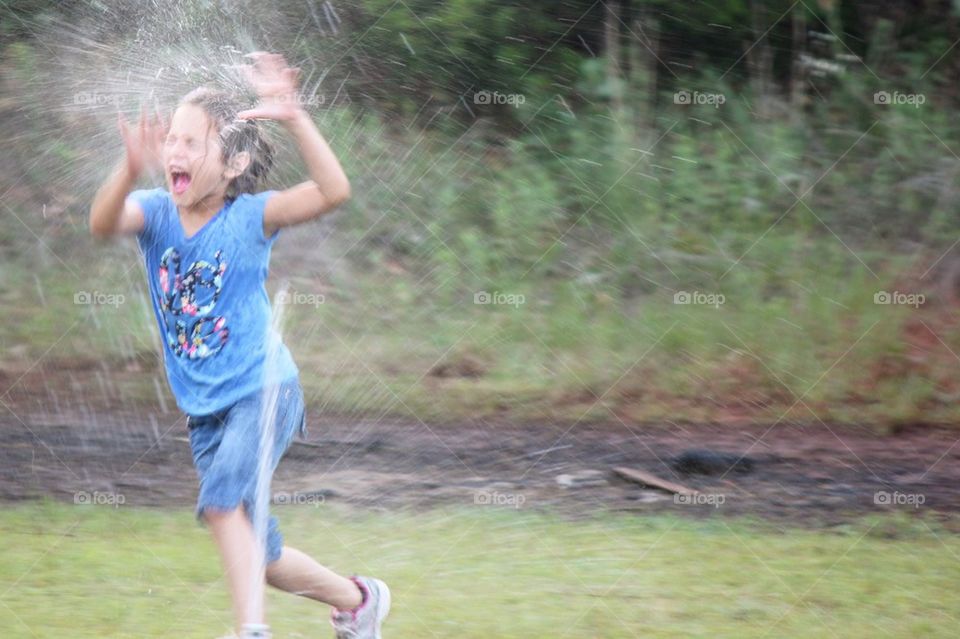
236, 52, 351, 236
89, 162, 144, 239
89, 109, 166, 239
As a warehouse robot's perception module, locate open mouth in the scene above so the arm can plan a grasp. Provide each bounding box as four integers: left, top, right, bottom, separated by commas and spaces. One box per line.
170, 170, 192, 195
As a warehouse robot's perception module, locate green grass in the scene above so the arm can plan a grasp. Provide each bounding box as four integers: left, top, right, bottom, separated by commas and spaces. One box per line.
3, 237, 959, 427
0, 502, 957, 638
277, 244, 960, 427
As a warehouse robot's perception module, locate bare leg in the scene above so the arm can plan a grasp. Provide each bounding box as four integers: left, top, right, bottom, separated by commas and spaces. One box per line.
266, 546, 363, 610
205, 507, 266, 634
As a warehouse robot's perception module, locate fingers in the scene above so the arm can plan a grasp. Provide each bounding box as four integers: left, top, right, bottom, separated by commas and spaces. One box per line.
150, 106, 168, 136
236, 108, 264, 120
283, 67, 301, 88
119, 104, 170, 141
152, 120, 166, 150
118, 111, 138, 144
131, 104, 149, 150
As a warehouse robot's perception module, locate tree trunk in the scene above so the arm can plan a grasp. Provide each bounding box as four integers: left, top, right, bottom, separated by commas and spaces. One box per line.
604, 0, 623, 113
747, 0, 775, 117
790, 5, 807, 122
790, 3, 807, 115
628, 2, 659, 129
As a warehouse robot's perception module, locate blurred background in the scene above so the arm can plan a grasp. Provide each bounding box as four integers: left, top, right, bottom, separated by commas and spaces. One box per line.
1, 1, 960, 637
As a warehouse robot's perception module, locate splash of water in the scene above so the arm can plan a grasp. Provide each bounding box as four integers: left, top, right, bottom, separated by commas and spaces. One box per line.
248, 280, 290, 625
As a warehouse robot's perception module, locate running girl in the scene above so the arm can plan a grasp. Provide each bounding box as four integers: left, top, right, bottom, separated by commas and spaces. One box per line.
89, 52, 390, 639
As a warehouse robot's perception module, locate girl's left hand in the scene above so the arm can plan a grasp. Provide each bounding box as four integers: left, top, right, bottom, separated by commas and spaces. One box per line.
237, 52, 303, 122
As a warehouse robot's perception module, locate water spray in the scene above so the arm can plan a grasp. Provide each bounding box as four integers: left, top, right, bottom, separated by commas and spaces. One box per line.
247, 280, 290, 631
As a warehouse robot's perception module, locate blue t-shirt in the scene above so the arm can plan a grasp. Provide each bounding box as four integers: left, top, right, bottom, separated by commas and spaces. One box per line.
131, 188, 299, 416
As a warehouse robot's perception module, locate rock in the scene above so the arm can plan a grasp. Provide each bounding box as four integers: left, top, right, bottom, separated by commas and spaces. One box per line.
556, 469, 608, 489
893, 472, 928, 485
671, 449, 754, 476
626, 490, 670, 503
485, 481, 518, 491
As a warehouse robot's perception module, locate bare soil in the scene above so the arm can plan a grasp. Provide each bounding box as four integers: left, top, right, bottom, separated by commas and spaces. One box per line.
3, 374, 960, 528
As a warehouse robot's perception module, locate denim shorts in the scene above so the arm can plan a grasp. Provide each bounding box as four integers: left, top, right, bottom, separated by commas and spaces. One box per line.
185, 375, 307, 564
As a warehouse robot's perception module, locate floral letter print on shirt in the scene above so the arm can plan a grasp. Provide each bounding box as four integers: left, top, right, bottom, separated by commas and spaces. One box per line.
158, 246, 229, 359
133, 188, 299, 414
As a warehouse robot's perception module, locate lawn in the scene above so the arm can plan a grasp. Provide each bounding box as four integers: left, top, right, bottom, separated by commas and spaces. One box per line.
0, 502, 957, 638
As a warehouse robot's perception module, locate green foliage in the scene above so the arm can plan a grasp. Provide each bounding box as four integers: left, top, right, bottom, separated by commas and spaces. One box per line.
0, 0, 63, 39
5, 0, 960, 425
313, 0, 591, 130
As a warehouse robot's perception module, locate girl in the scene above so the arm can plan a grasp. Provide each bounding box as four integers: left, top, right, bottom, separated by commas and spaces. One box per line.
89, 52, 390, 639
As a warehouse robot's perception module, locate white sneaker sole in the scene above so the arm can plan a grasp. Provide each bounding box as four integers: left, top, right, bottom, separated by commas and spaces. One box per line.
372, 578, 391, 638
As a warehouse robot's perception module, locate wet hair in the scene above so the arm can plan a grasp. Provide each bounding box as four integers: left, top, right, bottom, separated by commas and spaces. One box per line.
180, 87, 273, 200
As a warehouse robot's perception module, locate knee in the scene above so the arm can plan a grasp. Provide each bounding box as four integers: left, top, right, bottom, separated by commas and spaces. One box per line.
201, 505, 245, 527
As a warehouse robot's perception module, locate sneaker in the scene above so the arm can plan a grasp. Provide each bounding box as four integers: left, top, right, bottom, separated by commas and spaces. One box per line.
213, 624, 270, 639
239, 624, 271, 639
330, 575, 391, 639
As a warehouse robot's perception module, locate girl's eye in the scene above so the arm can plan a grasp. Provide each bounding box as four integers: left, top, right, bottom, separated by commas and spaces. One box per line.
164, 136, 176, 146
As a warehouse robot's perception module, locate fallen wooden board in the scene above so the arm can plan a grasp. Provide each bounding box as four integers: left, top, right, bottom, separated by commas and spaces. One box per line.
613, 466, 698, 495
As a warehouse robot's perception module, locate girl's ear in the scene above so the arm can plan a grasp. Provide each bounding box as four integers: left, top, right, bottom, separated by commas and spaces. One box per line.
224, 151, 251, 179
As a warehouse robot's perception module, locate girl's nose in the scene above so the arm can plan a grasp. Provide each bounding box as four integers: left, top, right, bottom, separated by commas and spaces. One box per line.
165, 145, 187, 161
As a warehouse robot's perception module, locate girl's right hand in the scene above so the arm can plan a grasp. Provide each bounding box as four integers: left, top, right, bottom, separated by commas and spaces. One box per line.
118, 107, 166, 178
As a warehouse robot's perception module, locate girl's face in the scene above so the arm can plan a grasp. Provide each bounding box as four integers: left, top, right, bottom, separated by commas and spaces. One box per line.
163, 104, 229, 208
